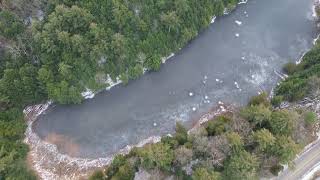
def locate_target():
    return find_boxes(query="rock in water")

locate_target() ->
[235,20,242,26]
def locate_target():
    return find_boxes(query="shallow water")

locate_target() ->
[34,0,317,158]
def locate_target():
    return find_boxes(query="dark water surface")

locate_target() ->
[34,0,317,158]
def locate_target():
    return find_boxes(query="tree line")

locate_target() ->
[1,0,239,105]
[275,42,320,102]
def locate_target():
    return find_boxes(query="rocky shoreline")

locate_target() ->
[24,96,320,180]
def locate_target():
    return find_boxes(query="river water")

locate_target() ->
[33,0,317,159]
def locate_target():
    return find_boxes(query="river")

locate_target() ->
[33,0,317,159]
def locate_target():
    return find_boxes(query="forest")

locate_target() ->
[1,0,320,179]
[0,0,240,179]
[1,0,239,105]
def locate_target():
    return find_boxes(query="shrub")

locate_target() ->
[206,115,231,136]
[128,64,143,80]
[223,150,259,180]
[89,170,104,180]
[248,92,270,107]
[161,136,179,149]
[175,122,188,145]
[269,110,298,136]
[192,136,210,158]
[105,155,127,177]
[174,147,193,166]
[252,129,275,153]
[271,136,301,164]
[304,111,317,125]
[270,164,283,176]
[275,77,308,102]
[120,73,129,85]
[226,132,244,153]
[139,143,174,171]
[192,168,222,180]
[308,76,320,97]
[283,62,297,75]
[271,96,283,107]
[113,162,135,180]
[240,105,272,128]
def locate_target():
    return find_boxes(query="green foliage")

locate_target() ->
[248,92,270,107]
[270,164,283,176]
[26,0,240,103]
[161,136,179,149]
[145,55,162,71]
[206,115,231,136]
[240,105,271,128]
[223,150,259,180]
[1,0,244,106]
[252,129,275,153]
[269,110,298,136]
[0,63,45,107]
[283,62,297,75]
[33,5,95,103]
[0,157,37,180]
[192,136,210,158]
[276,77,307,101]
[175,122,188,145]
[47,81,83,104]
[192,168,221,180]
[271,96,283,107]
[304,111,318,125]
[271,136,301,164]
[226,132,244,153]
[308,75,320,98]
[89,170,104,180]
[105,155,127,178]
[0,10,24,39]
[128,65,143,80]
[0,108,36,180]
[2,0,316,179]
[91,88,312,179]
[120,73,129,85]
[112,162,135,180]
[276,44,320,101]
[174,146,193,167]
[138,143,174,171]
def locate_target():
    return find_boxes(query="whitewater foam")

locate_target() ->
[211,16,217,24]
[235,20,242,26]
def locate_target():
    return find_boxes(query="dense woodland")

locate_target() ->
[0,0,320,179]
[0,0,239,179]
[1,0,238,105]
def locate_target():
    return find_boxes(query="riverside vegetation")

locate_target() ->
[89,92,319,180]
[0,0,241,179]
[0,0,320,179]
